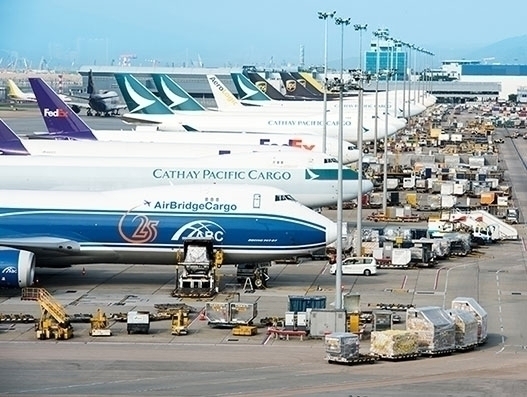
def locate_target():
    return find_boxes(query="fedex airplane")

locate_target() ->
[0,184,337,288]
[114,73,398,143]
[28,78,360,164]
[0,119,308,158]
[234,72,422,119]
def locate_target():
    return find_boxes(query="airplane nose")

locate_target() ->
[362,179,374,193]
[325,219,338,245]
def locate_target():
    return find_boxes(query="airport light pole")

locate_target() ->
[407,43,414,120]
[372,29,388,156]
[334,15,351,311]
[350,69,369,264]
[382,68,395,215]
[353,24,368,70]
[318,11,336,153]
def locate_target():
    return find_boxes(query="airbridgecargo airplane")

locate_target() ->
[0,184,337,288]
[27,78,360,164]
[114,73,398,143]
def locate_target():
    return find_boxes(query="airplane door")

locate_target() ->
[253,194,261,208]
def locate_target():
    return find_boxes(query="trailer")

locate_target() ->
[325,332,378,365]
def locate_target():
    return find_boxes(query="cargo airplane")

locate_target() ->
[6,79,71,103]
[150,72,405,132]
[0,145,373,208]
[0,184,337,287]
[114,73,398,143]
[27,78,361,164]
[231,72,408,128]
[68,69,127,116]
[235,72,424,119]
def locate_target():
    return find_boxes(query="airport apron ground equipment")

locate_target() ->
[171,308,190,335]
[172,238,224,298]
[21,287,74,340]
[89,308,112,336]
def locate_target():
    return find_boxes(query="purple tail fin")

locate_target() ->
[28,78,97,140]
[0,120,30,155]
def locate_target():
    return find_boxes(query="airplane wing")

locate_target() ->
[0,236,82,256]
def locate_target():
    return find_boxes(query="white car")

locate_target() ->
[329,257,377,276]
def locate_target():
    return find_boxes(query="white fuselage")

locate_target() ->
[0,151,374,208]
[29,130,360,164]
[121,110,399,143]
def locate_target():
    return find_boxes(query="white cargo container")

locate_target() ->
[406,306,456,354]
[440,183,454,195]
[126,311,150,335]
[309,309,347,337]
[451,297,488,344]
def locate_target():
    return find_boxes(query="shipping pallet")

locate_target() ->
[376,352,420,361]
[326,353,378,365]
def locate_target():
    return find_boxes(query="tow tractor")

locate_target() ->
[172,238,224,298]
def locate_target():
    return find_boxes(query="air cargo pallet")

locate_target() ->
[367,213,421,223]
[376,352,420,361]
[326,353,378,365]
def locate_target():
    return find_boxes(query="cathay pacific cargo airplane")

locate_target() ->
[28,78,360,164]
[0,184,337,287]
[114,73,397,142]
[0,143,374,208]
[231,72,417,121]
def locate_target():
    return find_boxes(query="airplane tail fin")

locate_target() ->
[151,74,205,111]
[87,69,95,96]
[28,78,98,140]
[230,72,274,102]
[114,74,174,115]
[297,72,327,94]
[278,72,321,100]
[6,79,26,99]
[242,72,291,101]
[0,119,30,155]
[206,74,244,110]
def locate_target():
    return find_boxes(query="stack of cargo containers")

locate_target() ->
[406,306,456,355]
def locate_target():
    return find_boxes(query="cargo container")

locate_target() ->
[446,309,479,350]
[370,330,420,359]
[406,306,456,354]
[126,311,150,335]
[288,295,326,313]
[309,309,347,337]
[451,297,488,344]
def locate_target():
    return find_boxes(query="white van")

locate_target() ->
[329,257,377,276]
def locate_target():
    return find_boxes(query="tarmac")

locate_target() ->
[0,106,527,396]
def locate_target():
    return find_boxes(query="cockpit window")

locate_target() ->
[324,158,338,163]
[275,194,296,202]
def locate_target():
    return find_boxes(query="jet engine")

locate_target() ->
[0,248,35,288]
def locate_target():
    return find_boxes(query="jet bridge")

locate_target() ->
[172,238,224,298]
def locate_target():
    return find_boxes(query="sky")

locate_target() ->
[2,0,527,70]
